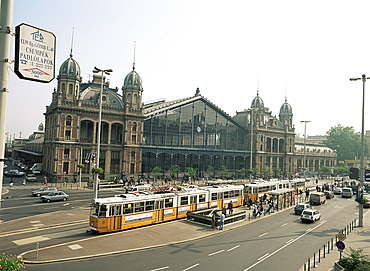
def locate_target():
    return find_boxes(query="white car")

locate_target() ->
[334,187,342,195]
[301,209,321,223]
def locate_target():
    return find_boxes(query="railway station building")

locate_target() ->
[42,52,336,183]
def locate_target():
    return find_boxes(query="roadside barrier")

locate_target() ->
[300,219,357,271]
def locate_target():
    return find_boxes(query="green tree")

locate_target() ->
[333,166,350,176]
[169,164,180,180]
[260,167,270,179]
[325,125,368,162]
[221,165,230,179]
[318,166,331,177]
[206,165,214,178]
[273,167,282,178]
[186,167,197,180]
[236,167,246,179]
[151,166,162,179]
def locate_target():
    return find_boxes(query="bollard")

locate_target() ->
[36,242,39,259]
[248,213,250,220]
[313,253,316,267]
[319,249,321,262]
[328,241,330,253]
[308,258,311,271]
[323,244,326,258]
[331,238,334,250]
[304,263,306,271]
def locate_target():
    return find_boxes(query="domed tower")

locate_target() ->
[250,91,265,126]
[56,51,82,101]
[122,65,143,112]
[279,97,293,128]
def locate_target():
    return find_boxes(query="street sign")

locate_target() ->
[336,241,345,251]
[365,169,370,182]
[14,23,56,83]
[337,233,346,241]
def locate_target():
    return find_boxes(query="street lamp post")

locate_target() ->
[250,109,254,181]
[300,121,311,178]
[350,74,368,227]
[92,67,112,199]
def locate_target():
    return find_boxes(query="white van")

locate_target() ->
[342,187,353,198]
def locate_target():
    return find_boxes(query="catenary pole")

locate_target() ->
[0,0,14,208]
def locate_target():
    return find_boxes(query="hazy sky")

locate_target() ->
[5,0,370,140]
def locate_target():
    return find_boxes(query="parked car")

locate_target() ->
[40,191,69,203]
[32,187,57,197]
[363,194,370,208]
[324,190,334,199]
[294,203,310,215]
[4,169,25,177]
[301,209,321,223]
[334,187,342,195]
[342,187,353,198]
[26,174,37,182]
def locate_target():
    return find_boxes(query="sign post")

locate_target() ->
[14,23,56,83]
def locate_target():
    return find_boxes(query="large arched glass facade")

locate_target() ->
[142,98,249,178]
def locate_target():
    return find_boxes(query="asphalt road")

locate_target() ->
[19,195,356,271]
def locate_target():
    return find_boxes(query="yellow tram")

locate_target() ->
[89,184,244,233]
[243,181,280,202]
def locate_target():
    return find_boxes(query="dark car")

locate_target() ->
[324,190,334,199]
[294,203,310,215]
[40,191,69,203]
[4,169,25,177]
[32,187,57,197]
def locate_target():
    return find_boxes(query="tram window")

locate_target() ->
[109,205,122,216]
[211,193,217,201]
[180,196,188,206]
[98,204,107,218]
[123,203,133,214]
[145,200,154,211]
[190,195,196,204]
[229,191,234,198]
[234,190,240,197]
[134,202,145,213]
[165,198,173,208]
[91,203,99,216]
[199,194,206,203]
[224,191,229,199]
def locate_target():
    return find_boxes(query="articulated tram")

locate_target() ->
[89,185,244,233]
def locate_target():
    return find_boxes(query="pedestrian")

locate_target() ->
[265,201,272,215]
[243,197,247,207]
[248,197,253,210]
[222,205,227,216]
[219,213,225,230]
[305,189,309,201]
[228,201,233,215]
[211,212,216,230]
[253,204,257,218]
[257,206,262,217]
[44,176,47,185]
[74,176,77,184]
[22,179,26,186]
[9,179,13,187]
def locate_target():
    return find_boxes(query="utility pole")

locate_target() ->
[0,0,14,208]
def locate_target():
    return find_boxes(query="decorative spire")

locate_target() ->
[70,27,74,58]
[257,74,259,95]
[285,80,288,102]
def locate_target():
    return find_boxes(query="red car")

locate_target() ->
[324,190,334,199]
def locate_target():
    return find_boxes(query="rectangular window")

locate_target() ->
[211,192,217,201]
[165,198,173,208]
[131,151,135,160]
[132,134,136,143]
[63,162,69,174]
[145,200,154,211]
[134,202,144,213]
[130,163,135,174]
[180,196,188,206]
[123,203,133,214]
[65,130,71,140]
[199,194,206,203]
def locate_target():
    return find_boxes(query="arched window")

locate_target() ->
[66,116,72,126]
[68,84,73,95]
[61,83,65,92]
[132,122,137,132]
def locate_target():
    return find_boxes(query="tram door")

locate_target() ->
[190,195,197,211]
[155,200,164,222]
[109,205,122,231]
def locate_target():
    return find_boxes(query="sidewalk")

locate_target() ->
[298,209,370,271]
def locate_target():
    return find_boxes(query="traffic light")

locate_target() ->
[350,167,359,180]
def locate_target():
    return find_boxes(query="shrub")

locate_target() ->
[338,248,370,271]
[0,253,25,271]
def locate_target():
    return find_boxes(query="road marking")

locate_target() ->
[29,221,41,224]
[150,266,169,271]
[13,236,50,246]
[68,244,83,250]
[208,249,225,256]
[281,223,288,227]
[258,232,268,237]
[286,239,294,244]
[258,253,269,260]
[183,263,199,271]
[243,220,327,271]
[227,245,240,252]
[63,203,70,206]
[306,228,312,232]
